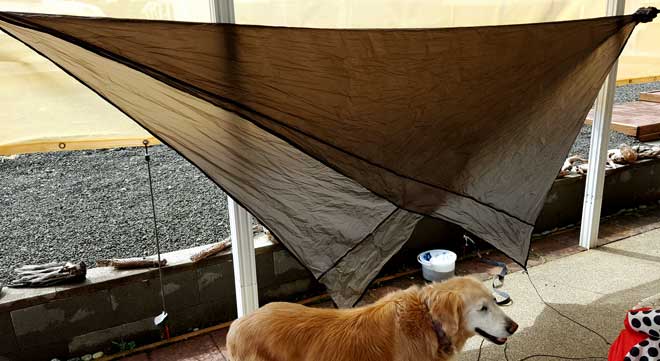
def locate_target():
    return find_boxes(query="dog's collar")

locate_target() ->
[431,319,446,341]
[424,302,453,354]
[431,319,453,354]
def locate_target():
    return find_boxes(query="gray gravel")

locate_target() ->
[1,82,658,284]
[0,146,229,284]
[614,81,660,104]
[568,124,641,159]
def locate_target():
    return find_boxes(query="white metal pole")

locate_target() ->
[579,0,625,249]
[209,0,259,317]
[228,197,259,317]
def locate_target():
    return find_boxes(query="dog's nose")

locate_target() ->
[506,320,519,335]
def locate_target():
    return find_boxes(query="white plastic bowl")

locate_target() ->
[417,249,457,282]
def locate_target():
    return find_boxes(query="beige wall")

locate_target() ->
[2,0,659,155]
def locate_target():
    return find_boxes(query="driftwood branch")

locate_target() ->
[558,155,588,177]
[9,261,86,288]
[188,223,273,263]
[190,239,232,263]
[96,258,167,269]
[558,144,660,178]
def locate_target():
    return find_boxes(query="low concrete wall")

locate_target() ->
[2,159,660,361]
[535,158,660,231]
[0,236,320,361]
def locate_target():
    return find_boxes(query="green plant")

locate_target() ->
[112,340,137,353]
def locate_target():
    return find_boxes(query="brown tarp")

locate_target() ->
[0,10,654,306]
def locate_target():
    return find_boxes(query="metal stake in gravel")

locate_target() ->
[143,140,170,339]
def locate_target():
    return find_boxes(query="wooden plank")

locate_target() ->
[639,131,660,142]
[640,90,660,103]
[586,101,660,141]
[585,113,637,136]
[584,117,637,135]
[0,137,161,156]
[616,75,660,86]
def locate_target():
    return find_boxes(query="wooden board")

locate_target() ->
[616,76,660,86]
[0,137,161,156]
[585,101,660,141]
[640,90,660,103]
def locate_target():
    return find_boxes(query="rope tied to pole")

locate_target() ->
[143,139,170,338]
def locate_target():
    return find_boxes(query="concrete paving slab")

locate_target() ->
[528,237,660,296]
[600,227,660,260]
[458,271,607,359]
[458,230,660,361]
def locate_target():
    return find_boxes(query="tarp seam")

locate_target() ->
[316,207,400,280]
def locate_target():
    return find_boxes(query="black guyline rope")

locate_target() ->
[525,271,610,346]
[144,141,167,315]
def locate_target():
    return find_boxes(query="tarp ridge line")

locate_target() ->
[0,12,536,227]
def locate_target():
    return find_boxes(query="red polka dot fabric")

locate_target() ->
[610,308,660,361]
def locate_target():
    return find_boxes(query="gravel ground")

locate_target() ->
[613,81,660,103]
[0,147,229,284]
[1,82,659,284]
[568,124,641,159]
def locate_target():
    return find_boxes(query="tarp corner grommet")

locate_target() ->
[58,142,66,149]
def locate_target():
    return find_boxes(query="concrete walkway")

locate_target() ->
[117,226,660,361]
[459,228,660,361]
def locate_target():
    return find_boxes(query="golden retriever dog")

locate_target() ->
[226,276,518,361]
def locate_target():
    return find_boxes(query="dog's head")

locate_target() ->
[422,276,518,346]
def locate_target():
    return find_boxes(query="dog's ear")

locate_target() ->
[429,291,463,337]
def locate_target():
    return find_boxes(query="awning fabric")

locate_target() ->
[0,9,655,306]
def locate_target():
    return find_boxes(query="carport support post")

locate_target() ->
[579,0,625,249]
[209,0,259,317]
[228,197,259,317]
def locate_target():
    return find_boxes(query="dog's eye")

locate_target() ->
[480,305,488,312]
